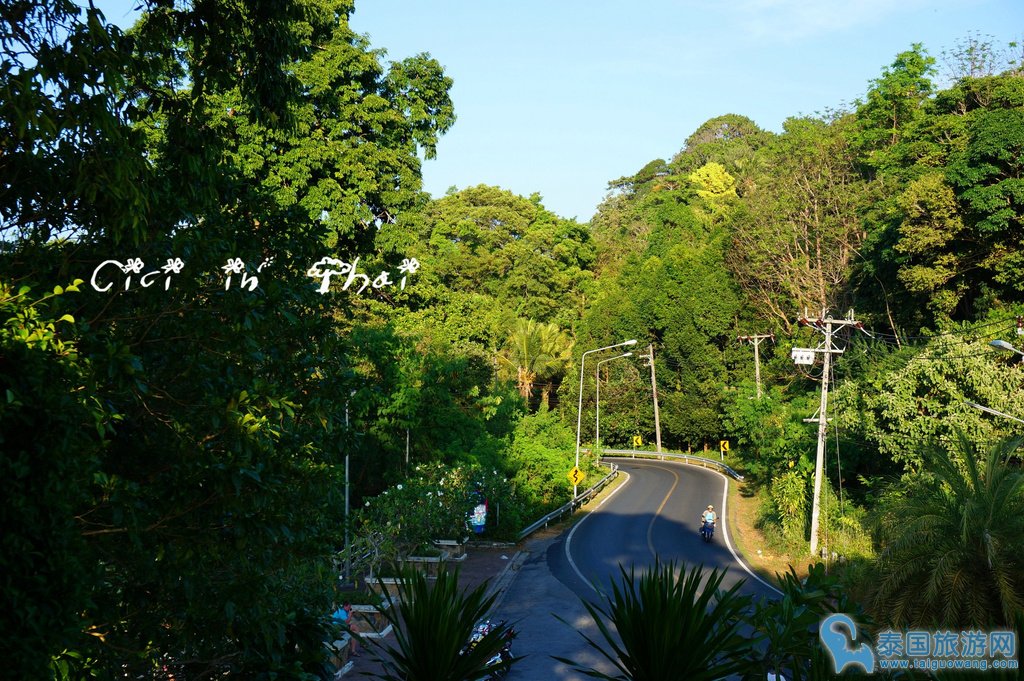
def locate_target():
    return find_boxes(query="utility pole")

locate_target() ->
[792,311,862,558]
[344,401,351,583]
[642,344,663,454]
[738,332,774,398]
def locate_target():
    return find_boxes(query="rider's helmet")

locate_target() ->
[707,505,714,510]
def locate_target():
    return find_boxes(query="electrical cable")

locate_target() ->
[834,393,844,512]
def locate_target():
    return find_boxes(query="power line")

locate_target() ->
[792,310,863,559]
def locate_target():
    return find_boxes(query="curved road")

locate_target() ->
[494,458,779,680]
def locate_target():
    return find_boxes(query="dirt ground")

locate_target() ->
[726,478,808,586]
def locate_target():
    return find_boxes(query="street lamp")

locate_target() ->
[575,339,638,497]
[596,352,632,454]
[966,337,1024,421]
[965,400,1024,425]
[990,339,1024,357]
[966,340,1024,426]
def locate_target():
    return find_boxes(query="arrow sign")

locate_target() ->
[567,466,585,486]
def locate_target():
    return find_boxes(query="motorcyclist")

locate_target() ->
[701,504,717,532]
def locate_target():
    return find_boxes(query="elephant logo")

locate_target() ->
[820,613,876,674]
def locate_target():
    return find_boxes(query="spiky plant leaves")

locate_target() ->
[366,566,519,681]
[744,564,874,681]
[554,560,755,681]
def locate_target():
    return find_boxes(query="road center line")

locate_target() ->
[644,464,680,560]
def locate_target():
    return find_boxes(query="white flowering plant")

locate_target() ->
[358,462,514,561]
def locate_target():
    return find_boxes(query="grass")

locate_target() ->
[725,478,808,587]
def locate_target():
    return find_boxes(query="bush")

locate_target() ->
[721,385,816,485]
[507,407,576,513]
[359,462,522,554]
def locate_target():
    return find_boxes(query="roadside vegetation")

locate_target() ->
[2,1,1022,676]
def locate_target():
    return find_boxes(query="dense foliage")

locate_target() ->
[4,1,1024,673]
[572,36,1024,630]
[2,0,462,676]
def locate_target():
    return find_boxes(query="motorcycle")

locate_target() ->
[700,519,715,543]
[462,619,516,679]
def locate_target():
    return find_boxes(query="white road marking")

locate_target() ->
[566,459,782,597]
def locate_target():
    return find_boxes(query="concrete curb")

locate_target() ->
[485,549,528,613]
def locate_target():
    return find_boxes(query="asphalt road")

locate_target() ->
[493,457,780,680]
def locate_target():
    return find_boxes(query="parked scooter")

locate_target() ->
[462,619,516,679]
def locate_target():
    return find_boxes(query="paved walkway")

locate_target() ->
[338,543,524,678]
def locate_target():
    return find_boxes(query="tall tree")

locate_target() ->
[728,115,869,331]
[376,185,595,350]
[856,44,936,165]
[853,71,1024,329]
[0,0,455,676]
[497,318,573,408]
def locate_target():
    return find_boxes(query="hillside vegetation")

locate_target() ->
[1,2,1022,676]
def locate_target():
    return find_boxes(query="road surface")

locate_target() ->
[494,457,779,680]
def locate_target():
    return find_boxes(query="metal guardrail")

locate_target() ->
[601,448,745,481]
[516,462,619,541]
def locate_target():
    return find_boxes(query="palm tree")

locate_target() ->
[555,561,755,681]
[366,566,519,681]
[871,432,1024,627]
[497,319,573,408]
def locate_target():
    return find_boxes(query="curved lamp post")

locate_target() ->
[575,340,637,497]
[991,339,1024,357]
[964,340,1024,425]
[595,352,632,455]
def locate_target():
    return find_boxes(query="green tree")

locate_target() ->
[497,318,574,408]
[852,69,1024,330]
[381,185,595,336]
[856,44,936,164]
[1,0,456,676]
[507,406,578,511]
[722,385,816,485]
[872,432,1024,627]
[671,113,772,176]
[728,115,869,331]
[833,331,1024,473]
[891,172,967,316]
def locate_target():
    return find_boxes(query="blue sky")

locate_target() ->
[98,0,1023,221]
